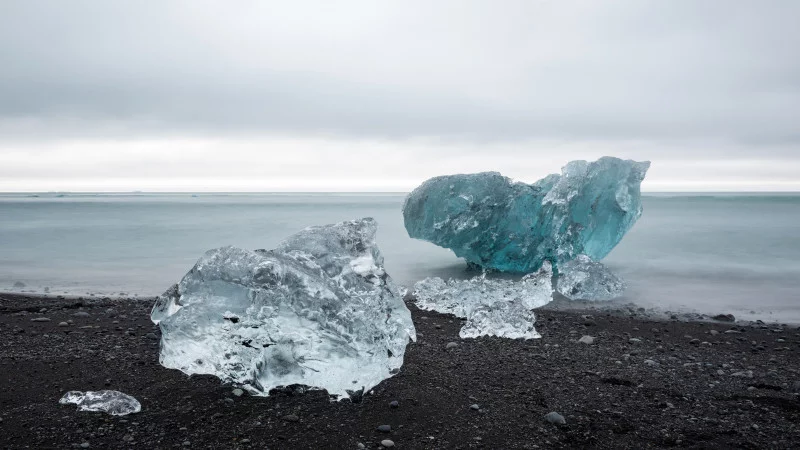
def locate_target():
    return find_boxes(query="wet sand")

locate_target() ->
[1,293,799,449]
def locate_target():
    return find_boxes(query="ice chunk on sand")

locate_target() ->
[59,390,141,416]
[151,218,415,400]
[413,262,553,339]
[556,254,626,301]
[403,157,649,272]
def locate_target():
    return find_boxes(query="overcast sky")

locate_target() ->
[1,1,798,192]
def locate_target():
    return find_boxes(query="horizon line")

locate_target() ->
[2,190,800,195]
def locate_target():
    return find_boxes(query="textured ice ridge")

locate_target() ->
[151,218,416,400]
[59,390,141,416]
[556,254,626,301]
[413,262,553,339]
[403,157,650,272]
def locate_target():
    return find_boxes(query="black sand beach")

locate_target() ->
[1,293,799,449]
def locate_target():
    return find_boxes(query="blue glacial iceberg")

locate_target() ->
[151,218,416,400]
[403,157,650,272]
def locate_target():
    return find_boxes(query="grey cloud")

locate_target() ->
[0,1,799,158]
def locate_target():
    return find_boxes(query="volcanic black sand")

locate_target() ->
[1,293,799,449]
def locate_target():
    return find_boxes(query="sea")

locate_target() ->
[1,192,799,322]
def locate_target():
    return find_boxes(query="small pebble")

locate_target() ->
[31,317,51,322]
[232,388,244,397]
[283,414,300,422]
[357,444,366,449]
[470,404,480,411]
[578,335,595,345]
[58,322,69,327]
[389,400,399,408]
[544,412,566,425]
[445,342,458,349]
[731,370,754,378]
[80,443,90,449]
[377,424,391,433]
[381,440,395,448]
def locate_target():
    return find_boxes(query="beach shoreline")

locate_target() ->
[1,293,798,448]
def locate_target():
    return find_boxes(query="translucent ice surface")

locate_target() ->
[151,218,416,400]
[403,157,650,272]
[556,254,626,301]
[59,390,141,416]
[413,262,553,339]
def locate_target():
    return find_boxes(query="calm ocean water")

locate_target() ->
[1,193,799,322]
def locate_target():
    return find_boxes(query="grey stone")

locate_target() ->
[80,443,90,448]
[470,404,480,410]
[58,322,69,327]
[357,444,366,449]
[73,311,90,317]
[283,414,300,422]
[713,314,735,322]
[377,424,391,433]
[544,412,566,425]
[578,335,595,345]
[643,359,660,367]
[232,388,244,397]
[389,400,399,408]
[731,370,754,378]
[381,440,395,448]
[31,317,51,322]
[445,342,458,349]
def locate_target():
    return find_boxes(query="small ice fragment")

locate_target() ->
[413,262,553,339]
[556,255,626,301]
[59,390,141,416]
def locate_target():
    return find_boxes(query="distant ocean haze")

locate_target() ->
[1,192,799,322]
